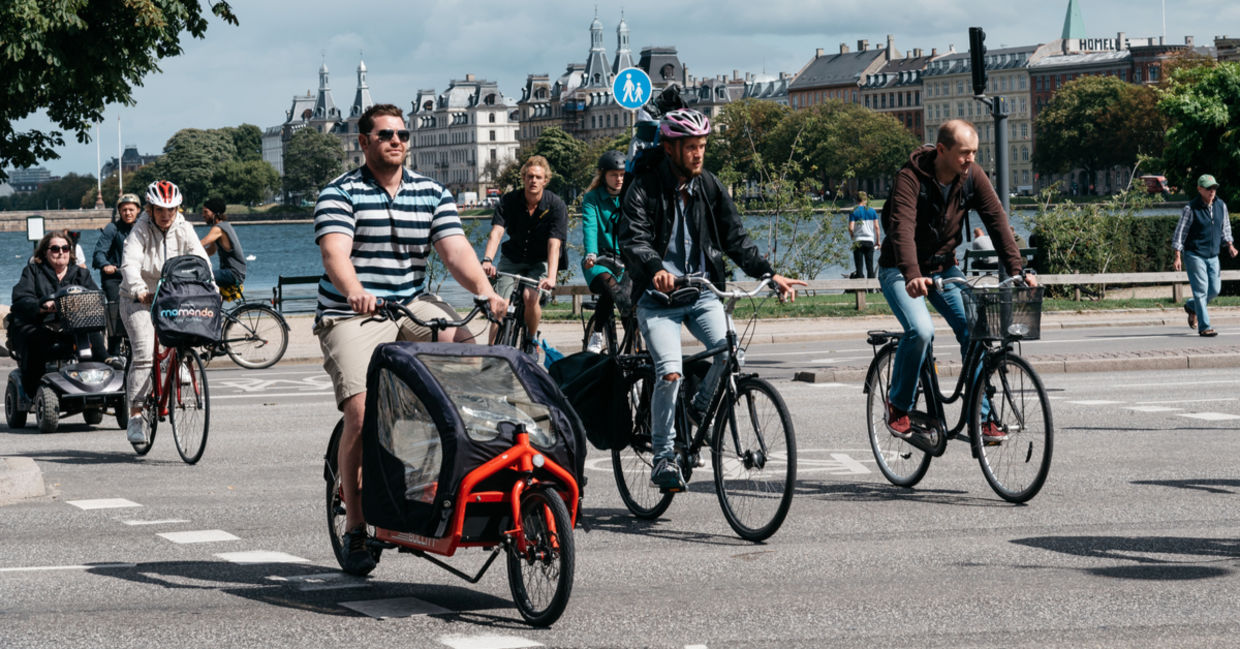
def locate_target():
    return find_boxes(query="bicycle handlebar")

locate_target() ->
[590,253,626,275]
[369,295,496,337]
[934,272,1032,293]
[681,275,776,300]
[496,271,552,297]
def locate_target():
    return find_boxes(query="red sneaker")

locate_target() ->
[887,404,913,439]
[980,421,1008,443]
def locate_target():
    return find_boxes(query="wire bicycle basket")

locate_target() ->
[963,285,1044,341]
[54,287,108,333]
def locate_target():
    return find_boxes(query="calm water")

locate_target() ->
[0,207,1174,307]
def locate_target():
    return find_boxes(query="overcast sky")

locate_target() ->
[12,0,1235,178]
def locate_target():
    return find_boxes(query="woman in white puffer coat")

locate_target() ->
[119,180,212,445]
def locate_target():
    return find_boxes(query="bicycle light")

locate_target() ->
[532,454,546,468]
[735,347,746,368]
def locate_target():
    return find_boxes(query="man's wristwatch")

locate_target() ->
[482,257,492,264]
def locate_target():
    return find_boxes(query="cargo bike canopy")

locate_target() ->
[361,342,586,537]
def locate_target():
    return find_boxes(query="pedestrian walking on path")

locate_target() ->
[1172,174,1236,337]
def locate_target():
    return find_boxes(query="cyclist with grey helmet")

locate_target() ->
[94,193,142,354]
[618,109,804,491]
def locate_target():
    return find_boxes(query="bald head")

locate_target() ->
[937,119,977,149]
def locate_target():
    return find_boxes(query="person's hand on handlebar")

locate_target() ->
[348,290,378,315]
[771,274,807,302]
[1022,271,1039,288]
[538,275,556,292]
[483,289,508,321]
[481,259,497,278]
[652,269,677,293]
[583,253,595,270]
[905,277,934,298]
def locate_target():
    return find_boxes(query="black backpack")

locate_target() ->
[548,351,631,450]
[151,255,222,348]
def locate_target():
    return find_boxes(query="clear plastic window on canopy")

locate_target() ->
[376,369,441,504]
[417,354,556,448]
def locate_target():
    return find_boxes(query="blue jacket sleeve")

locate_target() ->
[92,225,115,270]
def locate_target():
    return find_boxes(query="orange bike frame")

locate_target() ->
[374,428,579,558]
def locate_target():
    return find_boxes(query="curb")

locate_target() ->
[0,457,45,505]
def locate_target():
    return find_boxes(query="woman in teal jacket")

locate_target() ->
[581,150,632,351]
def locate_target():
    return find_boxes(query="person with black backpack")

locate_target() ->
[119,180,213,445]
[877,119,1036,442]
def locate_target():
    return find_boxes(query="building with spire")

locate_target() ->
[1062,0,1086,40]
[262,58,375,177]
[612,13,634,73]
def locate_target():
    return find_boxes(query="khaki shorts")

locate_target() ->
[495,258,548,302]
[314,294,461,408]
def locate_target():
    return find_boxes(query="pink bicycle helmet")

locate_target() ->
[659,109,711,139]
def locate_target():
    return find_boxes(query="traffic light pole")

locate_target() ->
[973,95,1011,215]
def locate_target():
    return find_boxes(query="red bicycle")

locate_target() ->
[128,334,209,464]
[324,298,583,626]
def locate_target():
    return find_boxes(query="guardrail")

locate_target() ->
[551,270,1240,312]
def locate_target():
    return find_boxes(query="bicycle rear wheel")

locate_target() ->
[324,419,379,575]
[970,353,1053,503]
[611,367,674,519]
[866,344,932,487]
[170,348,209,464]
[222,304,289,369]
[712,376,796,542]
[506,486,574,626]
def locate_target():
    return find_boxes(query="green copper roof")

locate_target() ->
[1062,0,1086,40]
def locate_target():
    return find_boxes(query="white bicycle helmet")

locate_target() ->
[145,180,183,208]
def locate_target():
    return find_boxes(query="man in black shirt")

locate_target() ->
[481,155,568,348]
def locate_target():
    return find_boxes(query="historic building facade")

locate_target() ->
[262,60,373,176]
[788,37,902,109]
[408,74,519,200]
[859,49,940,141]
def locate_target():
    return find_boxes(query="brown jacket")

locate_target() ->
[877,145,1022,281]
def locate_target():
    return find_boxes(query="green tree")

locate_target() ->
[224,123,263,162]
[282,128,345,202]
[4,173,97,211]
[762,101,915,193]
[1033,76,1165,184]
[529,127,587,200]
[1158,61,1240,192]
[707,99,792,185]
[148,127,237,206]
[0,1,237,180]
[212,159,279,205]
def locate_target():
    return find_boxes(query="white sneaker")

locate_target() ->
[586,332,604,353]
[126,416,148,444]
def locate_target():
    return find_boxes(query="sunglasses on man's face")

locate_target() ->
[368,129,411,143]
[48,245,71,253]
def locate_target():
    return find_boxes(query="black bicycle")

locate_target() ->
[493,271,549,354]
[864,274,1053,503]
[612,276,796,542]
[203,295,290,370]
[580,254,641,356]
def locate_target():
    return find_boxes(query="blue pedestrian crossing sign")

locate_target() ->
[613,67,652,110]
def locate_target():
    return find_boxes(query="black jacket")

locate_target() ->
[11,262,100,325]
[618,158,773,293]
[92,219,133,273]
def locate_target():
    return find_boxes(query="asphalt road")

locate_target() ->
[2,356,1237,649]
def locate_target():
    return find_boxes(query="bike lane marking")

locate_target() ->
[67,498,141,510]
[1178,412,1240,421]
[436,634,543,649]
[215,550,310,564]
[157,530,240,544]
[338,596,452,619]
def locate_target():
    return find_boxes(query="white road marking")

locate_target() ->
[806,382,855,388]
[267,572,371,592]
[1139,398,1236,404]
[686,645,710,649]
[340,596,453,619]
[213,391,334,400]
[437,634,544,649]
[67,498,141,510]
[828,453,871,474]
[1065,400,1125,406]
[122,518,189,526]
[215,551,310,564]
[1179,412,1240,421]
[0,563,135,573]
[1108,379,1240,389]
[158,529,240,544]
[1125,406,1181,413]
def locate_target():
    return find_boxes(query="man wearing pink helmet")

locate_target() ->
[618,108,804,491]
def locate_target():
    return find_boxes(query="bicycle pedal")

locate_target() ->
[659,485,686,494]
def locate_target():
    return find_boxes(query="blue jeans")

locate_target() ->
[1183,251,1220,332]
[879,265,990,419]
[636,290,729,460]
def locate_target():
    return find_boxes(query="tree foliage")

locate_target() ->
[1158,61,1240,192]
[528,127,588,200]
[146,127,237,206]
[1033,75,1165,179]
[282,127,345,201]
[212,159,280,205]
[224,123,263,162]
[0,173,96,211]
[706,99,791,185]
[0,1,237,180]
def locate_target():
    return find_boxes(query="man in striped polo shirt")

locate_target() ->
[313,103,506,575]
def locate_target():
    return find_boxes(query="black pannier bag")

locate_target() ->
[361,342,587,537]
[548,351,631,450]
[151,255,222,348]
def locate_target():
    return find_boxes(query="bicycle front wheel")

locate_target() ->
[223,304,289,369]
[506,486,575,627]
[866,344,931,487]
[971,353,1053,503]
[611,367,675,518]
[170,348,209,464]
[712,376,796,542]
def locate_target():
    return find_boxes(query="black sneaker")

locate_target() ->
[340,525,377,576]
[650,456,686,492]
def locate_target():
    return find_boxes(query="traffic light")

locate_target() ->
[969,27,987,96]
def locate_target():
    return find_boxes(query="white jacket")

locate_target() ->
[120,212,212,300]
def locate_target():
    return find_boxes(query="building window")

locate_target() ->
[489,112,496,123]
[489,130,496,141]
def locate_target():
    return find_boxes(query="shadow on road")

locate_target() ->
[793,480,1012,508]
[1131,478,1240,494]
[1011,535,1240,581]
[86,559,520,621]
[10,448,171,466]
[581,507,754,547]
